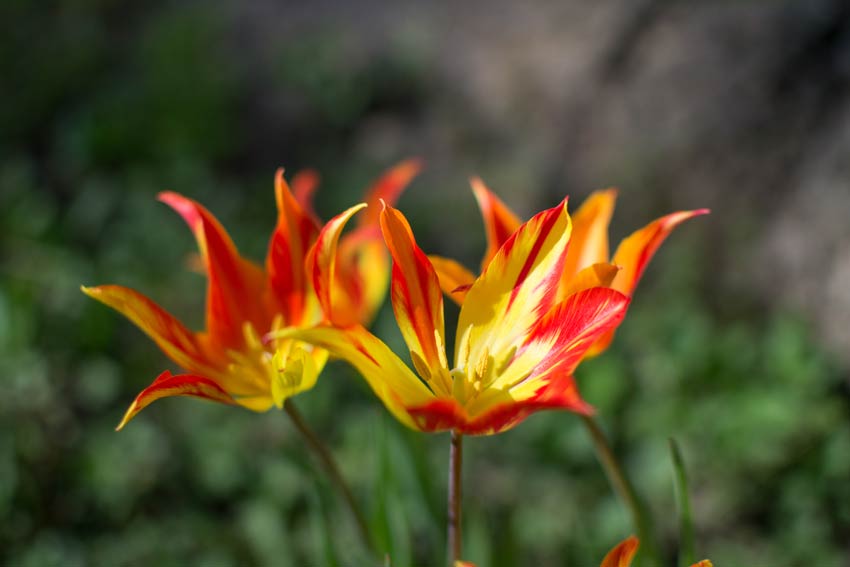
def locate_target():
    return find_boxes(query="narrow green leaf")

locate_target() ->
[669,437,695,567]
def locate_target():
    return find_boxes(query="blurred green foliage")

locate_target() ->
[1,1,848,566]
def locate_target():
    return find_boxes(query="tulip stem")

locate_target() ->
[580,415,657,564]
[447,430,463,566]
[284,399,374,554]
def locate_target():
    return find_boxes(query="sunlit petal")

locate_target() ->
[380,204,451,388]
[456,200,571,368]
[359,158,423,228]
[115,371,237,431]
[562,188,617,281]
[276,324,435,430]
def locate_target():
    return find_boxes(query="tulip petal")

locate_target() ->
[600,536,639,567]
[359,159,422,228]
[116,370,236,430]
[308,203,368,325]
[558,262,620,302]
[277,324,435,430]
[470,177,522,271]
[473,288,628,419]
[561,188,617,282]
[159,191,269,350]
[611,209,710,295]
[456,200,571,369]
[333,226,388,326]
[380,204,451,391]
[81,285,221,374]
[428,254,476,304]
[266,170,322,326]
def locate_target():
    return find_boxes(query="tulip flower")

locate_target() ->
[280,198,630,435]
[428,179,709,355]
[82,160,420,430]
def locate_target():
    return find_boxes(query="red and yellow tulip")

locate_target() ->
[280,198,632,435]
[82,161,420,430]
[429,179,709,356]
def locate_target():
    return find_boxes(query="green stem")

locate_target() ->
[669,438,695,567]
[284,399,374,554]
[447,430,463,566]
[580,415,657,563]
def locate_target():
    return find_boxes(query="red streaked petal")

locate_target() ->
[428,254,476,305]
[266,170,322,326]
[359,159,423,228]
[308,203,368,326]
[81,285,222,373]
[380,204,450,385]
[116,370,236,430]
[290,168,321,225]
[456,200,571,369]
[611,209,710,295]
[275,324,435,430]
[561,188,617,281]
[470,177,523,271]
[600,536,640,567]
[504,287,630,391]
[159,191,269,349]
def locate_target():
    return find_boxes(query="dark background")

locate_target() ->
[2,1,849,565]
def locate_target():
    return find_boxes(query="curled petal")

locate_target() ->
[380,204,450,389]
[359,159,423,228]
[81,285,221,373]
[562,188,617,281]
[611,209,710,295]
[470,177,522,271]
[600,536,639,567]
[159,191,269,349]
[266,170,322,326]
[275,324,435,430]
[428,255,477,305]
[308,203,368,325]
[456,200,571,370]
[116,371,236,430]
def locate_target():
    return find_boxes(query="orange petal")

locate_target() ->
[159,191,269,350]
[561,188,617,282]
[116,370,236,430]
[290,168,321,225]
[456,200,571,370]
[600,536,639,567]
[428,254,476,305]
[558,262,620,301]
[470,177,522,271]
[276,324,435,430]
[81,285,221,373]
[380,204,450,390]
[611,209,710,295]
[690,562,713,567]
[307,203,368,326]
[359,159,423,228]
[266,170,322,326]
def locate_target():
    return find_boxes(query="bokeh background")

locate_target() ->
[3,1,850,565]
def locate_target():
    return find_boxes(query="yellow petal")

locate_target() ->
[456,199,572,370]
[558,262,620,302]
